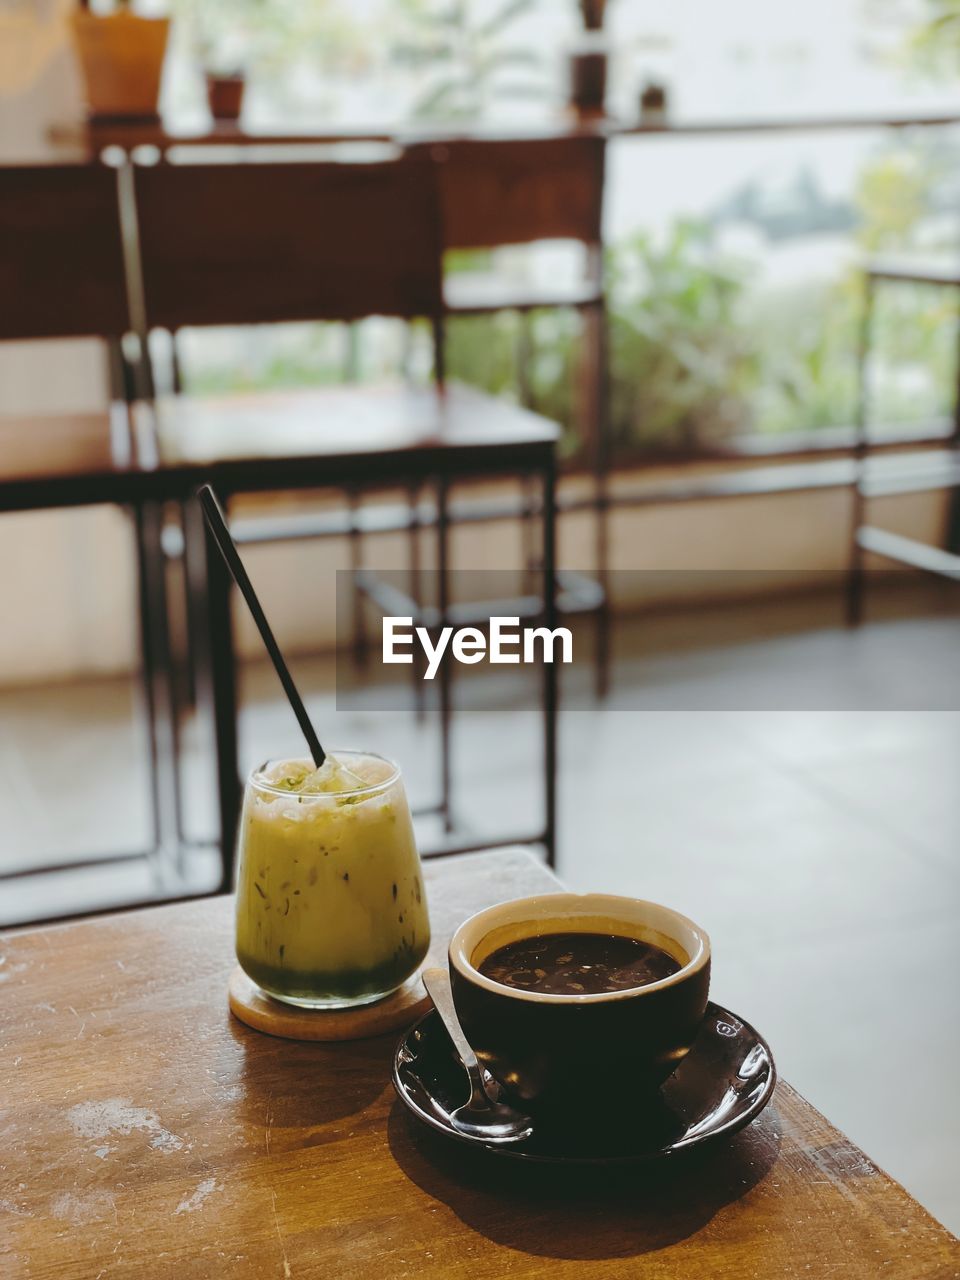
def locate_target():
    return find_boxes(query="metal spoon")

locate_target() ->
[421,967,534,1144]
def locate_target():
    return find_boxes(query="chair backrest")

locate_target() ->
[411,136,606,252]
[132,157,444,331]
[0,164,129,340]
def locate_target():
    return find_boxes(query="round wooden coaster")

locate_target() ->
[227,966,431,1042]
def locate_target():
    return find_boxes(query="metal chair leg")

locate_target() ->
[348,489,369,669]
[175,499,200,711]
[847,276,875,628]
[171,330,185,395]
[437,478,454,834]
[521,475,538,592]
[200,496,241,892]
[517,310,541,600]
[541,458,558,870]
[408,482,427,723]
[945,296,960,554]
[587,298,611,699]
[516,309,534,408]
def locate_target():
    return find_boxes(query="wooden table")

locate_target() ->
[0,391,560,922]
[2,848,956,1279]
[161,387,560,882]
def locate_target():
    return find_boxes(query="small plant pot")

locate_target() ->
[640,80,668,124]
[206,72,246,123]
[70,12,170,120]
[579,0,607,31]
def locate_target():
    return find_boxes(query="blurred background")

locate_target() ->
[1,0,958,1236]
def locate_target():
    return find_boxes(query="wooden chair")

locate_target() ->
[0,164,130,346]
[131,153,447,690]
[847,257,960,623]
[129,154,565,850]
[0,163,185,908]
[411,135,610,694]
[425,135,606,312]
[132,157,445,337]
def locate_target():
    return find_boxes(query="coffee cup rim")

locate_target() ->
[449,892,710,1005]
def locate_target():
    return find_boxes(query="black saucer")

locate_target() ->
[392,1000,776,1163]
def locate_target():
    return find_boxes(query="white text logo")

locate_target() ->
[382,616,573,680]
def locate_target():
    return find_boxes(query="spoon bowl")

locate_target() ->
[421,968,533,1145]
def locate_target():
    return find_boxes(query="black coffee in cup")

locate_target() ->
[479,931,681,995]
[450,894,711,1113]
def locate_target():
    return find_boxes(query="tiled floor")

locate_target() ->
[1,600,958,1234]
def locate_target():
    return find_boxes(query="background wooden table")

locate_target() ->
[1,848,957,1279]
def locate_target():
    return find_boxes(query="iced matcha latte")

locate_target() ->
[235,751,429,1008]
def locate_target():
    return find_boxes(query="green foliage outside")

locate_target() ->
[903,0,960,81]
[442,144,956,458]
[184,146,958,459]
[391,0,548,120]
[169,0,374,78]
[605,224,756,452]
[169,0,548,111]
[177,1,959,458]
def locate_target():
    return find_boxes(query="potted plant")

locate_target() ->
[70,1,171,121]
[178,0,265,123]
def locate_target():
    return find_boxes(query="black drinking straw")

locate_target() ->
[197,484,326,769]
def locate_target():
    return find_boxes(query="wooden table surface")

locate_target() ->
[2,848,957,1280]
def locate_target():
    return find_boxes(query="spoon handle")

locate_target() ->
[421,967,483,1075]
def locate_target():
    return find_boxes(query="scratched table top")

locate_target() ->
[2,848,957,1279]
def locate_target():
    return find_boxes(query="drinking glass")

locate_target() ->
[235,751,430,1009]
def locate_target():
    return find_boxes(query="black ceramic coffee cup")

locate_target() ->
[448,893,711,1116]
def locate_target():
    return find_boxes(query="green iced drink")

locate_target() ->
[235,751,430,1008]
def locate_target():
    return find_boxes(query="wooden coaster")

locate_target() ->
[228,966,431,1042]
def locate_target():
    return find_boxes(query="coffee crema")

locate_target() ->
[478,931,682,995]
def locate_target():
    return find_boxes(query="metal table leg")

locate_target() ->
[133,502,163,864]
[134,499,183,883]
